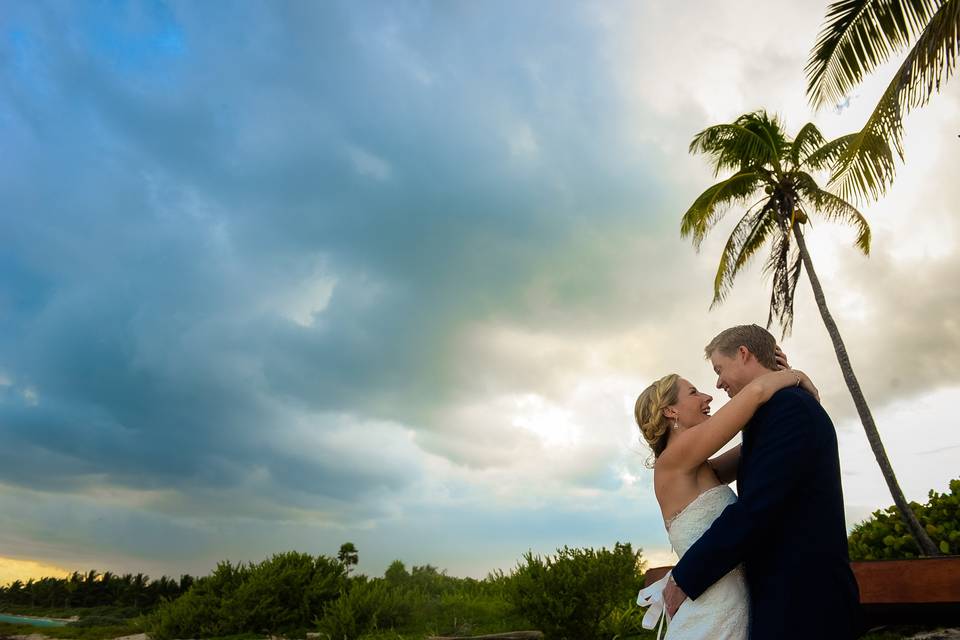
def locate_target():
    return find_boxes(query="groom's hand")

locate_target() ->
[775,345,790,370]
[663,575,688,618]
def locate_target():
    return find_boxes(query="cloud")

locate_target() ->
[0,556,71,586]
[0,0,956,579]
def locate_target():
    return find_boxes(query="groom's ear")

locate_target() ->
[737,345,752,363]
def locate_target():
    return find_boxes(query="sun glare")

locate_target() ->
[0,556,71,587]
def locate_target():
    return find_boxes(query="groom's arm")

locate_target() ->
[671,392,816,600]
[708,444,741,484]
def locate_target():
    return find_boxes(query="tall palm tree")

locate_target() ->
[681,110,940,556]
[805,0,959,201]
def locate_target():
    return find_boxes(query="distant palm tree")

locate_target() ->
[681,109,939,556]
[132,573,148,612]
[805,0,959,201]
[337,542,359,573]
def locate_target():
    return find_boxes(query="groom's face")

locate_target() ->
[709,348,750,398]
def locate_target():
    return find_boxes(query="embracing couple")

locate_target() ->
[635,324,862,639]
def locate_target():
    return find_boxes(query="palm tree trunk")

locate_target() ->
[792,221,939,556]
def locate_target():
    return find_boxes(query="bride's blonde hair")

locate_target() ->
[634,374,679,463]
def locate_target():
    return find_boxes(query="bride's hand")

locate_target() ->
[792,369,820,403]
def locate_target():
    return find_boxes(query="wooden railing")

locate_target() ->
[644,556,960,626]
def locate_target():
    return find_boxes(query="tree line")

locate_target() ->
[0,570,195,612]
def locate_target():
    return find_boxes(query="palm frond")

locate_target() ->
[763,228,804,337]
[803,130,897,197]
[796,172,873,253]
[825,117,899,203]
[790,122,828,169]
[889,0,960,113]
[800,133,854,172]
[710,201,778,308]
[806,0,940,109]
[689,111,788,176]
[689,125,773,176]
[828,0,960,201]
[680,171,762,250]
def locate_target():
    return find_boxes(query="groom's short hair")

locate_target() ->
[705,324,778,369]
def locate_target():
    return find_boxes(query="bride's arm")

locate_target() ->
[708,444,741,484]
[659,369,817,471]
[705,347,791,484]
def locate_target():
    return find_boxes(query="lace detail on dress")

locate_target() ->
[638,484,749,640]
[667,485,735,557]
[665,485,728,531]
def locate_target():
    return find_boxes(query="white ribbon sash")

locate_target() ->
[636,572,671,640]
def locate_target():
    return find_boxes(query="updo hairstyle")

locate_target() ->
[634,373,680,462]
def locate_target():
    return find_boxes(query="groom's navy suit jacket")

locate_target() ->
[671,387,861,639]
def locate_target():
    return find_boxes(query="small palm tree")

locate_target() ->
[805,0,959,201]
[337,542,359,573]
[681,110,939,556]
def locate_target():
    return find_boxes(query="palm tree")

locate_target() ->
[681,109,939,556]
[805,0,959,201]
[337,542,359,574]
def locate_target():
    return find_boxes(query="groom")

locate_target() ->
[663,324,861,638]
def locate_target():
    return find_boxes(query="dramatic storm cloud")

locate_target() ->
[1,0,957,580]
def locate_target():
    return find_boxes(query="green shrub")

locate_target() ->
[848,478,960,560]
[383,560,409,586]
[146,576,231,639]
[1,619,147,640]
[434,589,511,629]
[67,615,128,628]
[316,580,422,640]
[505,542,645,640]
[600,602,654,639]
[224,551,346,634]
[148,553,347,639]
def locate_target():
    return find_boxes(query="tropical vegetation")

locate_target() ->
[1,543,654,640]
[849,477,960,560]
[680,109,939,555]
[2,520,957,640]
[0,570,192,617]
[806,0,960,202]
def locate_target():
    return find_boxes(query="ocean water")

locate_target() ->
[0,613,68,627]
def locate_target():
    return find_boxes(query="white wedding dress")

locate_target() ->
[637,485,749,639]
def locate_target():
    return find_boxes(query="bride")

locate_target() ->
[633,348,817,639]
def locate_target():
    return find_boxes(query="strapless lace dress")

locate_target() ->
[637,485,748,639]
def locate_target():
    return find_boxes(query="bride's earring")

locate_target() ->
[672,417,679,431]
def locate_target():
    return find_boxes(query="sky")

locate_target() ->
[1,0,958,584]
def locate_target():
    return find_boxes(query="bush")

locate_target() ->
[430,590,517,636]
[67,616,129,628]
[505,542,645,640]
[316,563,529,640]
[148,553,347,639]
[224,551,346,634]
[316,579,422,640]
[848,478,960,560]
[599,602,651,640]
[146,570,234,639]
[1,619,147,640]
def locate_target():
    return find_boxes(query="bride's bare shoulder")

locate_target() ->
[653,435,686,470]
